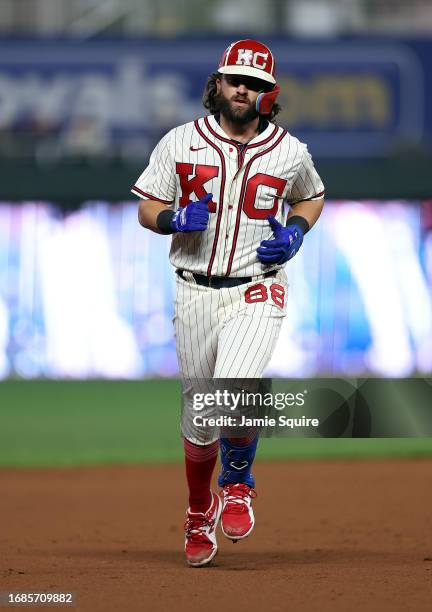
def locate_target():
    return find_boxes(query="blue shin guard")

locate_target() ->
[218,437,258,488]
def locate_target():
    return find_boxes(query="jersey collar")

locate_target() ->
[206,114,278,149]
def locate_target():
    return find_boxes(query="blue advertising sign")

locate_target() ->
[0,37,430,158]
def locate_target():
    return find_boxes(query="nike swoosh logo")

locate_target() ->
[229,460,249,471]
[190,146,207,152]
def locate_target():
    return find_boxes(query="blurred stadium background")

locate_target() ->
[0,0,431,466]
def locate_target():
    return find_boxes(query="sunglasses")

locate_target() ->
[223,74,273,93]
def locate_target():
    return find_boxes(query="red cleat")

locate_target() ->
[220,483,257,541]
[184,492,222,567]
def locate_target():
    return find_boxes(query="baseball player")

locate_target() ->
[132,39,324,567]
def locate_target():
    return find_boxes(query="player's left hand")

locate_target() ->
[256,215,304,264]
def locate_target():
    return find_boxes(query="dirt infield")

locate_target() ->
[1,459,431,611]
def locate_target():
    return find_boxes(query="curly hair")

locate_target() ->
[202,72,282,122]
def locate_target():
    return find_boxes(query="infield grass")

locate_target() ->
[1,380,431,467]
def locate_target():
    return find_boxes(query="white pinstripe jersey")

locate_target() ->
[132,114,324,278]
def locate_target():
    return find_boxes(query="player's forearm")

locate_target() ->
[287,197,324,231]
[138,199,173,234]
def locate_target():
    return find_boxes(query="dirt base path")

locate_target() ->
[1,459,431,611]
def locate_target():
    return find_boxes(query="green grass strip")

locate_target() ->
[0,380,431,467]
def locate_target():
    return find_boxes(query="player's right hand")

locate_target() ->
[171,193,213,232]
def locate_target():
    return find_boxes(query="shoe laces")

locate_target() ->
[184,509,215,543]
[221,483,257,513]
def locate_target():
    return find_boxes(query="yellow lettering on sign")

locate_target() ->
[278,75,390,128]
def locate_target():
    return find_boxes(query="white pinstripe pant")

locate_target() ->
[174,269,288,444]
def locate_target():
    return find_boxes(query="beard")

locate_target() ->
[216,92,259,125]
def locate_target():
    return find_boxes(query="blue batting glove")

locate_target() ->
[171,193,213,232]
[257,215,304,264]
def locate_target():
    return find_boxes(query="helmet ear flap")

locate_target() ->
[256,85,280,115]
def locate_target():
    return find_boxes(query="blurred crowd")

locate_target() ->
[0,115,111,163]
[1,0,432,36]
[1,0,431,164]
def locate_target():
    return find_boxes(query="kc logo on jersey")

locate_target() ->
[236,48,269,70]
[176,162,219,211]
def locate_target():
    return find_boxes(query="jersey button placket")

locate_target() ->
[225,165,236,242]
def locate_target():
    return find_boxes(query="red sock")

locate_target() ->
[184,438,219,513]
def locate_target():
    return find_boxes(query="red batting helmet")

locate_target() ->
[218,39,276,85]
[218,39,280,114]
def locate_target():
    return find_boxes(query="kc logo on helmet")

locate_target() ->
[236,49,268,70]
